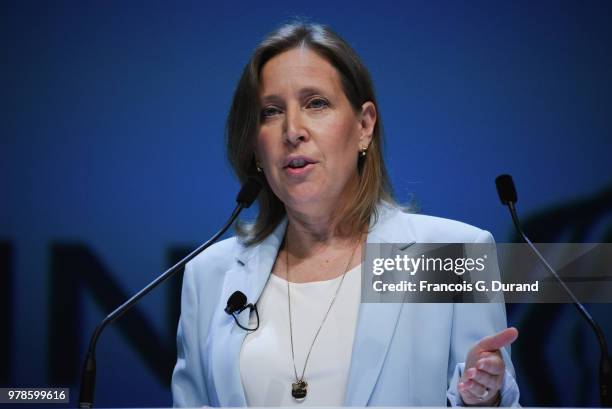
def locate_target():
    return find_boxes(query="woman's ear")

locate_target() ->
[358,101,377,147]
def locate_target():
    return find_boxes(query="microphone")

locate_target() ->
[495,174,517,206]
[495,174,612,407]
[224,290,260,331]
[78,175,263,408]
[236,175,264,206]
[225,291,248,314]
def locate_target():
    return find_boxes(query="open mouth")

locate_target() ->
[284,158,316,176]
[285,158,313,169]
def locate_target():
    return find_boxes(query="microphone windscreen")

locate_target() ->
[236,175,263,208]
[495,174,518,205]
[225,291,248,314]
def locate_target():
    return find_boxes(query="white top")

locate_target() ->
[239,264,362,407]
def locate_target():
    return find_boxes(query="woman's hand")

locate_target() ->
[458,327,519,406]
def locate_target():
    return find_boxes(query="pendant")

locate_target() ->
[291,380,308,401]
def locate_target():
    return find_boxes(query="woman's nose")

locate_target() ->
[284,107,308,145]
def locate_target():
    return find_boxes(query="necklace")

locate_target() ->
[285,234,362,401]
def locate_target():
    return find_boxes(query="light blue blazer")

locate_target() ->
[171,203,520,407]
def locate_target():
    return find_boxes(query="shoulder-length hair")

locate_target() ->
[226,20,397,246]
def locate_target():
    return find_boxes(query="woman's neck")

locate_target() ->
[284,171,363,251]
[281,213,364,282]
[283,210,364,265]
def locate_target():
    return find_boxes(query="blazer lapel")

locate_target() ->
[209,202,411,407]
[344,204,415,406]
[208,219,287,407]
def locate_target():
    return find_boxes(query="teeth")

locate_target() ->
[289,159,307,168]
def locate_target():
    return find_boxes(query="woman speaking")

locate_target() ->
[171,21,520,407]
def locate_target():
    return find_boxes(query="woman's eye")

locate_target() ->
[307,98,329,109]
[261,106,281,118]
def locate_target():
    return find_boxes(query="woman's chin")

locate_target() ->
[283,189,326,210]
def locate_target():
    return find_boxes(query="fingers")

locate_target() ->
[464,367,501,390]
[460,327,516,404]
[460,356,505,406]
[477,327,519,352]
[476,354,505,376]
[459,378,489,398]
[459,386,485,404]
[459,375,501,406]
[460,384,500,406]
[459,378,495,405]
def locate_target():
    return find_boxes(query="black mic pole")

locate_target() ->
[78,175,263,408]
[495,174,612,407]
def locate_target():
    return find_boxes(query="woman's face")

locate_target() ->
[256,47,375,215]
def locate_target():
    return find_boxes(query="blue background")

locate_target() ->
[2,0,612,407]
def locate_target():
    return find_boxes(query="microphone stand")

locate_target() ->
[78,176,262,408]
[497,175,612,407]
